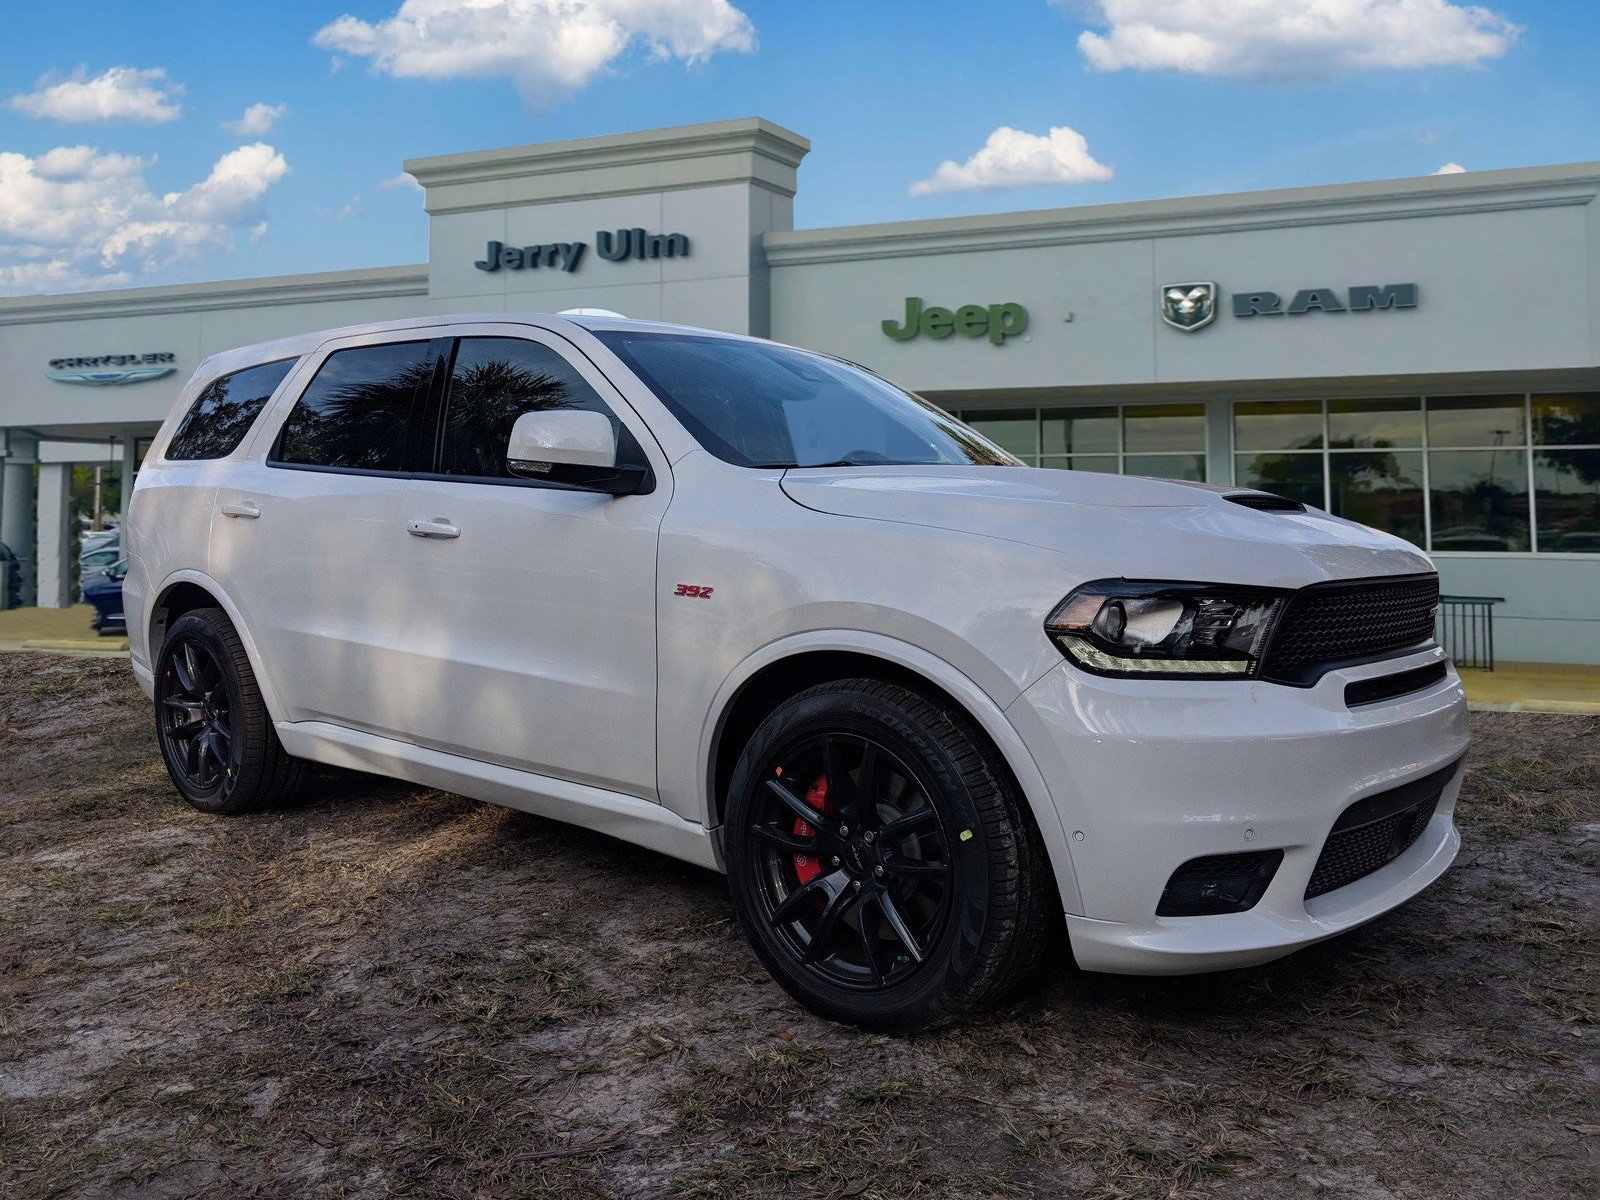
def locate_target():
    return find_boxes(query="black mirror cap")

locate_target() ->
[507,459,653,496]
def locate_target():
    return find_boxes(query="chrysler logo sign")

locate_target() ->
[47,353,176,386]
[1160,282,1418,330]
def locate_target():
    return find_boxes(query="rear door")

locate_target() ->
[210,333,449,739]
[397,327,670,800]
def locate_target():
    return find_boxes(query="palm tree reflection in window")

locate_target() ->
[440,352,581,479]
[276,343,437,471]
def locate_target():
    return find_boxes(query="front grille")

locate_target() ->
[1262,574,1439,685]
[1305,758,1460,899]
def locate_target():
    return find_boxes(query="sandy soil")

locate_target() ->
[1,653,1595,1199]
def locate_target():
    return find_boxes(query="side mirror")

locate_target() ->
[506,410,646,495]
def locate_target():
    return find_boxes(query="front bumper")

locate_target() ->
[1007,645,1469,975]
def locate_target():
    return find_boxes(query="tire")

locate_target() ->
[723,679,1056,1033]
[154,608,306,815]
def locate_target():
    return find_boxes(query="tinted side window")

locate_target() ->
[438,337,642,479]
[272,341,436,472]
[166,359,297,460]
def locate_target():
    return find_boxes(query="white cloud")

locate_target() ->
[223,101,286,136]
[1434,161,1467,174]
[0,142,290,295]
[1071,0,1520,80]
[313,0,755,105]
[331,195,363,222]
[9,66,183,124]
[376,170,423,193]
[910,125,1113,197]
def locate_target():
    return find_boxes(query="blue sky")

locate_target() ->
[1,0,1595,295]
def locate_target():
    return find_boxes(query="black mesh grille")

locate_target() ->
[1262,574,1439,684]
[1304,758,1460,899]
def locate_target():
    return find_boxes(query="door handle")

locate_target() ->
[407,518,461,540]
[221,500,261,519]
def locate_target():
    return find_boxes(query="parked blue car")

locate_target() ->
[82,559,127,636]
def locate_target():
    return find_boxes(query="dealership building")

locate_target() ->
[0,117,1596,663]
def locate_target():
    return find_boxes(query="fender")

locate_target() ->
[700,628,1085,913]
[144,568,289,722]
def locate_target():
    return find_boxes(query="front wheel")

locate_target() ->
[724,679,1056,1033]
[154,608,305,815]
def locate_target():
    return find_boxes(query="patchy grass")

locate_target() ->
[1,654,1596,1199]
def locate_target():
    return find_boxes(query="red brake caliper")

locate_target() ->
[792,771,831,884]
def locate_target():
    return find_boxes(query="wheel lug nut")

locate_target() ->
[830,856,841,867]
[839,825,850,837]
[864,832,875,844]
[852,880,862,892]
[873,865,884,878]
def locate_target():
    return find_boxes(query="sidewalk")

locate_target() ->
[1459,662,1600,715]
[0,604,129,655]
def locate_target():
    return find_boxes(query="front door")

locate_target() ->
[398,329,670,801]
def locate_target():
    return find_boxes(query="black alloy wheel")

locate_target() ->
[158,636,238,796]
[751,731,953,991]
[725,679,1056,1033]
[154,608,305,814]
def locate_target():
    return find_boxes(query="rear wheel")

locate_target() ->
[154,608,305,815]
[724,679,1055,1032]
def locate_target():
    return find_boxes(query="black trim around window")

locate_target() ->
[264,333,655,495]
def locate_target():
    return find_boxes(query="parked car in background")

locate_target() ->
[82,558,127,636]
[123,315,1469,1032]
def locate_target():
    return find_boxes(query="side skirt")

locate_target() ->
[275,720,721,873]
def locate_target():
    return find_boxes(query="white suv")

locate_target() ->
[125,315,1469,1031]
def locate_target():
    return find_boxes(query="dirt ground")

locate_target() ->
[1,654,1595,1199]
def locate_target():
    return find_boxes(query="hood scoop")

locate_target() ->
[1224,490,1307,513]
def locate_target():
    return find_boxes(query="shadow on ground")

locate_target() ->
[1,655,1595,1198]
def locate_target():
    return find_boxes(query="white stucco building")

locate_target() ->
[1,117,1595,661]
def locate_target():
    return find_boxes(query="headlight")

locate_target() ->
[1045,580,1287,679]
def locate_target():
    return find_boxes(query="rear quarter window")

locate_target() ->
[166,358,298,461]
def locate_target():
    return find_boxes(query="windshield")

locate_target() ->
[592,331,1019,469]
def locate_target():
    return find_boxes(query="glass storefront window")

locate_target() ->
[954,401,1207,482]
[1040,454,1119,473]
[966,410,1037,460]
[1235,452,1324,508]
[1429,449,1531,551]
[1125,453,1205,481]
[1125,404,1205,453]
[1041,406,1118,455]
[1328,398,1422,449]
[1535,449,1600,553]
[1330,450,1425,547]
[1426,395,1526,448]
[1532,393,1600,447]
[1234,400,1322,451]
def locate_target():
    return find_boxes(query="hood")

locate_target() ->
[779,465,1434,588]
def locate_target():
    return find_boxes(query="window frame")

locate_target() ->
[161,355,300,463]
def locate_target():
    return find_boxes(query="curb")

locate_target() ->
[1467,699,1600,716]
[16,638,130,653]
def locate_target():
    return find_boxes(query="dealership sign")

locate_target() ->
[474,228,691,274]
[882,297,1029,345]
[1160,282,1418,332]
[47,353,176,386]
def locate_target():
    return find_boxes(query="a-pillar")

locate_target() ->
[35,462,73,608]
[1,431,39,606]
